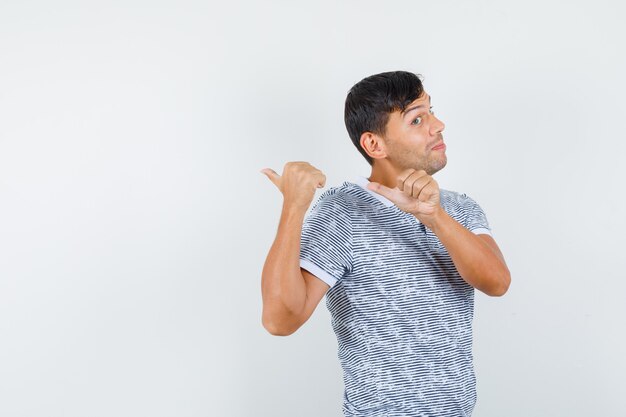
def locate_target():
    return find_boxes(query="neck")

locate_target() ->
[367,161,403,189]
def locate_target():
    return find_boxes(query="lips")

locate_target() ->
[432,142,446,150]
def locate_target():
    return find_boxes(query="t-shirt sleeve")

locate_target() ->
[462,194,492,236]
[299,193,353,288]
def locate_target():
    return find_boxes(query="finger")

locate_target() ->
[411,176,432,200]
[397,169,417,191]
[415,179,433,200]
[398,169,427,193]
[397,170,422,197]
[260,168,281,187]
[419,180,439,202]
[405,173,420,198]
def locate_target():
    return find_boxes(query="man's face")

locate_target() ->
[381,90,447,175]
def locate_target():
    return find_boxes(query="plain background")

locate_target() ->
[1,0,625,416]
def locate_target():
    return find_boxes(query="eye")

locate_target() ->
[429,106,434,115]
[411,116,422,125]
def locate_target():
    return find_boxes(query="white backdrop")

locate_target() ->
[1,1,625,416]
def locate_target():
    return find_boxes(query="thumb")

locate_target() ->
[367,181,400,202]
[260,168,281,187]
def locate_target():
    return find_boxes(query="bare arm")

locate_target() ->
[430,212,510,296]
[367,168,511,297]
[260,162,329,335]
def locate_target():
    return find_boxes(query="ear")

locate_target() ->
[359,132,387,161]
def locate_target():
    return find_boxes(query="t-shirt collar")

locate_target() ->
[353,175,395,208]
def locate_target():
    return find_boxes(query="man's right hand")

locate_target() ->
[260,161,326,210]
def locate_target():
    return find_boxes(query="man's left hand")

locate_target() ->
[367,169,443,228]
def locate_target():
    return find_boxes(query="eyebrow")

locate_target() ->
[402,94,432,118]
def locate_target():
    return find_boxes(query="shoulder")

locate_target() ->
[439,188,484,217]
[302,184,355,238]
[440,188,480,207]
[309,182,361,213]
[439,188,491,234]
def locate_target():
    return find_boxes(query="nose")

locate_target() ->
[431,115,445,135]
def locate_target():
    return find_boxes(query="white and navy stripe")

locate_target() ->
[299,175,492,417]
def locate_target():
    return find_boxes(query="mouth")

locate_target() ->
[432,142,446,151]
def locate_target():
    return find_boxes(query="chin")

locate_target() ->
[428,159,447,175]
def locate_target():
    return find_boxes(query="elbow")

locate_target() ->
[488,269,511,297]
[263,322,295,336]
[489,285,508,297]
[262,314,299,337]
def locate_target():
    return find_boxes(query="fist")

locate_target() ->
[367,169,442,227]
[260,161,326,209]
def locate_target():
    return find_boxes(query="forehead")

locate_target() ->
[404,90,430,108]
[384,90,431,129]
[388,90,430,119]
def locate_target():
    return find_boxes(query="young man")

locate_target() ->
[260,71,510,416]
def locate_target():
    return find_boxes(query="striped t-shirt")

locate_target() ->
[299,175,492,417]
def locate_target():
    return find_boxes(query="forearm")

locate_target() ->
[428,209,510,296]
[261,202,308,329]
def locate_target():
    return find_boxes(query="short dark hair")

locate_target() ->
[344,71,424,166]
